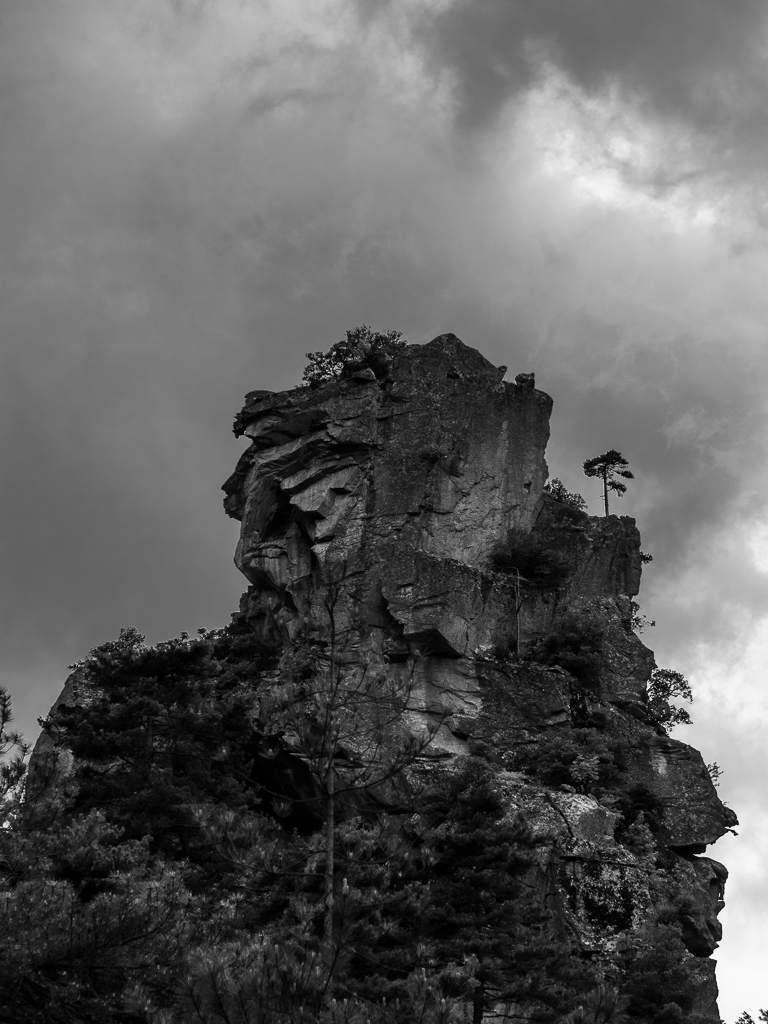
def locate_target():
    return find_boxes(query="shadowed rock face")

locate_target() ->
[225,334,551,636]
[224,333,735,1018]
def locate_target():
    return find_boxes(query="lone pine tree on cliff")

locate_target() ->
[582,449,634,516]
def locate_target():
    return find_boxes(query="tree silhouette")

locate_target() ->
[582,450,634,516]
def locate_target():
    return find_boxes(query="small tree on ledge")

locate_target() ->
[544,477,588,511]
[582,450,634,516]
[303,325,406,385]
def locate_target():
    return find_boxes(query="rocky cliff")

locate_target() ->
[22,332,736,1024]
[223,333,736,1020]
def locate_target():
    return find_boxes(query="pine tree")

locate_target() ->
[0,806,193,1021]
[582,451,634,516]
[13,612,450,1020]
[401,760,598,1023]
[618,923,707,1023]
[47,624,274,860]
[0,685,30,826]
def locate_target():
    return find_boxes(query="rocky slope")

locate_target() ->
[222,333,736,1020]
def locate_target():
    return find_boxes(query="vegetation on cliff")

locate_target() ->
[302,326,406,385]
[0,628,608,1024]
[582,451,634,517]
[0,333,734,1024]
[0,614,717,1024]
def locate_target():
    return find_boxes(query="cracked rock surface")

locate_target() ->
[224,333,735,1020]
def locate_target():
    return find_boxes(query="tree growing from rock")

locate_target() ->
[405,759,596,1024]
[582,451,634,516]
[544,477,588,512]
[303,325,406,385]
[646,668,693,731]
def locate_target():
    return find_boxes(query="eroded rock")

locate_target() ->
[223,336,735,1021]
[30,332,735,1022]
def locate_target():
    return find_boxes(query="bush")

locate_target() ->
[646,669,692,731]
[529,612,604,692]
[303,325,406,385]
[47,623,279,858]
[511,730,623,795]
[491,528,570,589]
[629,600,655,634]
[618,923,703,1023]
[613,785,666,843]
[544,477,588,512]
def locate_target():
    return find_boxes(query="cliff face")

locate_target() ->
[224,333,736,1019]
[24,333,735,1023]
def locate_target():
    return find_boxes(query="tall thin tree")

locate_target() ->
[582,450,634,516]
[267,564,441,986]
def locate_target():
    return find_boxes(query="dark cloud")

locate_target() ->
[3,0,764,727]
[2,3,768,1008]
[422,0,768,139]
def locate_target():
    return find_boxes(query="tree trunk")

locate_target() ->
[514,570,521,657]
[323,765,335,977]
[472,984,485,1024]
[602,466,609,516]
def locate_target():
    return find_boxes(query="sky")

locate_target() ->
[1,0,767,1016]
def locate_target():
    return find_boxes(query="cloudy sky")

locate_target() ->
[2,0,768,1015]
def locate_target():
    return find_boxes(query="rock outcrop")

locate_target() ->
[27,332,735,1023]
[224,333,735,1020]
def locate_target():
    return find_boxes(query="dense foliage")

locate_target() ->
[303,326,406,385]
[530,611,606,697]
[491,527,571,590]
[0,627,580,1023]
[0,605,710,1023]
[544,478,588,512]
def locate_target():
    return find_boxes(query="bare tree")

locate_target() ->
[262,566,442,983]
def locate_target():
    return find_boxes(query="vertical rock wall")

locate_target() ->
[224,333,736,1020]
[225,334,550,640]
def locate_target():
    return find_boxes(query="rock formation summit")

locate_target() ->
[223,332,735,1017]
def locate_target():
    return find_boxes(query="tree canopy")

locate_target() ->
[0,606,707,1022]
[303,325,406,385]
